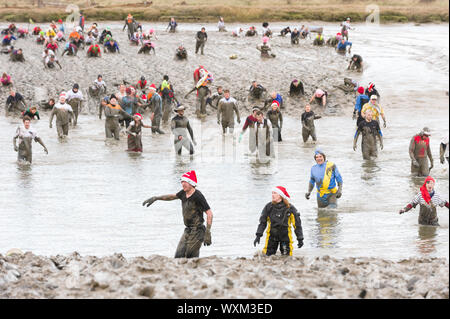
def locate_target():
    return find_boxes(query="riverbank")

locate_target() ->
[0,0,448,23]
[0,251,448,298]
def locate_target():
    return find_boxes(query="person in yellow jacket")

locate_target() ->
[361,94,386,128]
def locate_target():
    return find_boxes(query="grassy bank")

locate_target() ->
[0,0,448,23]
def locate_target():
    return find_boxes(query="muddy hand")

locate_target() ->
[203,229,212,246]
[305,192,311,200]
[142,196,157,207]
[399,209,406,214]
[253,235,261,247]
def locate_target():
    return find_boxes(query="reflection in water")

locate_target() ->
[16,162,32,188]
[360,160,381,183]
[416,225,438,255]
[314,210,340,249]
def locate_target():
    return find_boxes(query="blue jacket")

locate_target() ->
[274,93,283,106]
[337,41,352,51]
[309,161,343,195]
[354,94,369,112]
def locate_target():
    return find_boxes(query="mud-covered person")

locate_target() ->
[142,170,213,258]
[195,27,208,55]
[13,116,48,164]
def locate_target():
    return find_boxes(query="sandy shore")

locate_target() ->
[0,251,448,299]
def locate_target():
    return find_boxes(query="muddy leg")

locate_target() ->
[418,158,430,176]
[174,230,188,258]
[302,127,310,143]
[184,227,205,258]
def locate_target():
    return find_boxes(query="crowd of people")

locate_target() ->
[1,15,448,259]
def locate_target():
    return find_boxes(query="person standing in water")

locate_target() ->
[217,89,240,134]
[65,83,84,126]
[353,110,383,160]
[142,170,213,258]
[399,176,449,226]
[254,186,304,256]
[266,101,283,142]
[49,92,74,139]
[13,116,48,163]
[126,113,152,152]
[171,106,196,155]
[440,136,449,164]
[409,127,434,177]
[195,27,207,55]
[305,149,343,208]
[104,95,132,140]
[301,104,321,143]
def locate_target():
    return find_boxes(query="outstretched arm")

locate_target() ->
[35,137,48,154]
[142,194,178,207]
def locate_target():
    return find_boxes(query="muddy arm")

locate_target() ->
[142,194,178,207]
[440,143,446,163]
[49,108,56,127]
[409,137,416,161]
[35,137,48,154]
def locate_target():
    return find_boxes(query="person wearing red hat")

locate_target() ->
[142,170,213,258]
[254,186,304,256]
[364,82,380,101]
[353,86,369,126]
[266,101,282,142]
[126,113,152,152]
[409,127,434,176]
[399,176,449,225]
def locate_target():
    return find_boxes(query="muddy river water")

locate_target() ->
[0,21,448,260]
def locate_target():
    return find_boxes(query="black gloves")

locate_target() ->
[253,235,261,247]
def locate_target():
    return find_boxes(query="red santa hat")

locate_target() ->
[133,113,143,120]
[59,92,67,99]
[181,170,197,187]
[149,83,156,91]
[271,100,280,108]
[357,86,364,94]
[272,186,290,202]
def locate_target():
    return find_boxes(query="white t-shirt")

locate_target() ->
[54,102,73,112]
[42,49,55,58]
[65,89,84,101]
[15,126,38,143]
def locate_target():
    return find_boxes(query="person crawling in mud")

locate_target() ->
[13,116,48,164]
[256,37,275,58]
[6,89,27,115]
[175,45,187,60]
[248,81,267,101]
[2,33,16,47]
[36,32,46,44]
[10,48,25,62]
[138,41,155,54]
[254,186,304,256]
[22,106,40,120]
[337,38,352,54]
[280,26,291,37]
[87,44,101,57]
[104,38,120,53]
[289,79,304,97]
[309,89,327,107]
[1,72,13,87]
[61,42,78,57]
[399,176,449,226]
[327,32,342,47]
[38,98,55,111]
[299,25,310,39]
[348,54,363,72]
[262,22,272,37]
[313,32,325,46]
[142,170,213,259]
[245,26,257,37]
[291,28,300,44]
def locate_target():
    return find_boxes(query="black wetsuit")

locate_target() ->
[175,189,210,258]
[256,202,303,256]
[289,82,304,96]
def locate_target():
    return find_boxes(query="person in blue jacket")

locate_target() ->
[336,38,352,54]
[2,34,16,46]
[265,91,283,110]
[353,86,370,126]
[305,149,343,208]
